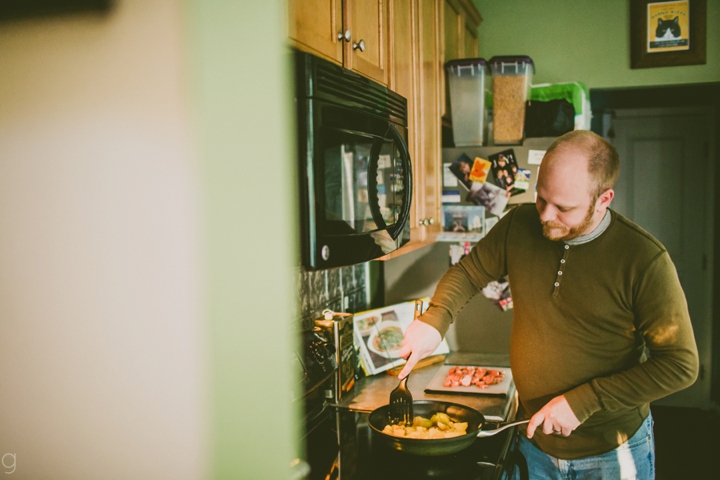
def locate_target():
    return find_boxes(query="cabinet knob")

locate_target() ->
[352,39,366,52]
[419,217,435,226]
[337,30,351,42]
[427,217,435,225]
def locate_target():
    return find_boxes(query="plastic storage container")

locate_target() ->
[530,82,591,130]
[445,58,489,146]
[489,56,534,144]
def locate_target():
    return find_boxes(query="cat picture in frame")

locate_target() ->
[654,16,681,42]
[630,0,705,69]
[647,1,689,53]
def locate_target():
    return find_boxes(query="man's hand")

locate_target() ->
[526,395,581,438]
[397,320,441,379]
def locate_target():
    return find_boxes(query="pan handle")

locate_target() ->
[476,419,529,438]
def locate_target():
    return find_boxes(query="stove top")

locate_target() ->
[339,411,514,480]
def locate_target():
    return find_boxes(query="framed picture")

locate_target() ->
[630,0,706,68]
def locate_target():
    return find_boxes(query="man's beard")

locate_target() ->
[542,201,596,241]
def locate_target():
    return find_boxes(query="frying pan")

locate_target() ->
[368,400,528,456]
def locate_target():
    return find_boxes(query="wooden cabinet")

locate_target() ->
[288,0,343,64]
[288,0,481,260]
[376,0,441,260]
[463,15,479,58]
[388,0,421,247]
[414,0,442,243]
[441,0,482,125]
[383,0,480,258]
[344,0,389,84]
[288,0,389,85]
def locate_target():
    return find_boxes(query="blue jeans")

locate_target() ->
[504,413,655,480]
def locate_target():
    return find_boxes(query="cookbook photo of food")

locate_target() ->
[354,299,450,375]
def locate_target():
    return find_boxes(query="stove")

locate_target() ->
[310,354,519,480]
[334,409,515,480]
[295,325,339,479]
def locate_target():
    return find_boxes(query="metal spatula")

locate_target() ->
[389,374,413,425]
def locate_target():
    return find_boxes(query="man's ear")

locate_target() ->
[597,188,615,210]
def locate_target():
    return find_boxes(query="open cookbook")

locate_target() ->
[354,298,450,375]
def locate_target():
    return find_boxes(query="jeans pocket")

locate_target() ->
[627,416,653,449]
[627,431,652,450]
[624,418,656,479]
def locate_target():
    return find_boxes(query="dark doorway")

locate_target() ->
[591,83,720,408]
[592,83,720,478]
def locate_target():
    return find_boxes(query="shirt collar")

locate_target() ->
[564,210,612,246]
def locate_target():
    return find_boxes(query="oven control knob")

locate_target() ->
[321,245,330,261]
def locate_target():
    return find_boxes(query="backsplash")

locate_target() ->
[298,263,369,331]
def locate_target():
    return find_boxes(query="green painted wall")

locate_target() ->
[182,1,300,478]
[473,0,720,89]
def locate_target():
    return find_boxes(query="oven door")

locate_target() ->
[303,101,412,270]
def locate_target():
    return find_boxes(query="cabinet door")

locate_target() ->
[288,0,343,64]
[442,0,462,119]
[416,0,441,239]
[442,0,462,61]
[389,0,419,235]
[463,16,478,57]
[345,0,389,85]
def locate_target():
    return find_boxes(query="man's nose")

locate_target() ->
[538,205,554,223]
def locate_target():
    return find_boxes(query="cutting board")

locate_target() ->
[424,365,513,396]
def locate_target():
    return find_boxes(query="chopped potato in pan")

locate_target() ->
[381,414,469,439]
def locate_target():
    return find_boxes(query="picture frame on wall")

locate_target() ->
[630,0,706,69]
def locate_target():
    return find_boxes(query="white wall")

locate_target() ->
[0,2,209,478]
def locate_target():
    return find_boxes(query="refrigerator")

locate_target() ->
[441,137,559,210]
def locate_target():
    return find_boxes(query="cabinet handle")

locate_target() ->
[352,39,366,52]
[419,217,435,226]
[427,217,435,225]
[337,30,351,42]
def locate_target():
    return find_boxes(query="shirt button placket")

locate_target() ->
[553,244,570,296]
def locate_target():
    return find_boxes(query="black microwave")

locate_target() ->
[294,51,412,270]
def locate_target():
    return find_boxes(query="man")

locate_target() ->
[398,130,699,479]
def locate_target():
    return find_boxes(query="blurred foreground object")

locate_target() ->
[0,0,113,22]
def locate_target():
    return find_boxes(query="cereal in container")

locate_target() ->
[489,56,534,144]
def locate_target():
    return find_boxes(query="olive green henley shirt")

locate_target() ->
[420,204,699,459]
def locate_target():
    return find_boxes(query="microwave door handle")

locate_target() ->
[366,139,388,232]
[387,125,412,240]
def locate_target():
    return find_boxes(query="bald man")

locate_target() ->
[399,130,698,479]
